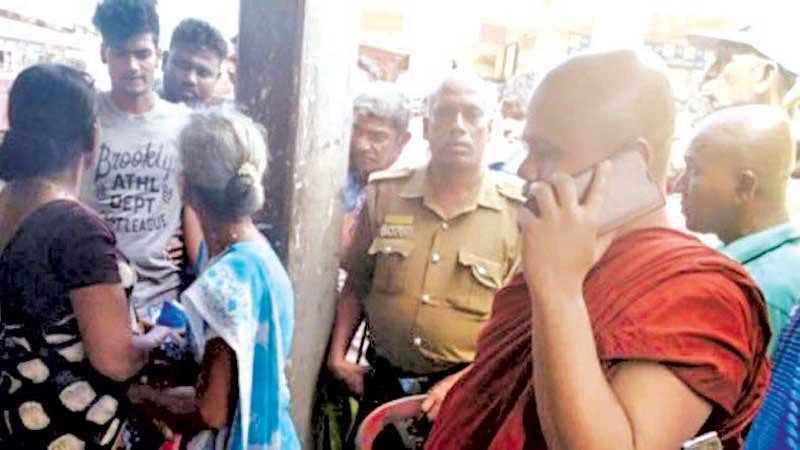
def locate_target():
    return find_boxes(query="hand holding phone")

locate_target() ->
[522,149,664,234]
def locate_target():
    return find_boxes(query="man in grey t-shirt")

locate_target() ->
[83,0,200,319]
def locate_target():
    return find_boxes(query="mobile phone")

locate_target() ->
[682,431,723,450]
[522,149,665,234]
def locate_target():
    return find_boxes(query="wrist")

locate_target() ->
[327,352,344,371]
[529,278,583,307]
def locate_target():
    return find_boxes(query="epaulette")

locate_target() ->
[368,167,413,183]
[489,170,526,202]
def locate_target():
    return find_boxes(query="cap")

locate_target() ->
[688,24,800,76]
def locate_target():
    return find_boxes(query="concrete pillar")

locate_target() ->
[238,0,357,446]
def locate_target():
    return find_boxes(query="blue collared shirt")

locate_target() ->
[720,222,800,355]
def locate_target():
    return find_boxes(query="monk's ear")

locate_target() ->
[755,61,778,96]
[633,138,654,166]
[735,169,758,201]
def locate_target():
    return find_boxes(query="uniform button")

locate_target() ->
[431,253,441,263]
[421,294,431,304]
[441,222,449,230]
[477,266,487,276]
[413,337,422,346]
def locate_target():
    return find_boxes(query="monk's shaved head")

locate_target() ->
[679,105,794,242]
[518,49,675,184]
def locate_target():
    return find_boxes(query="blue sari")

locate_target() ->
[183,241,300,450]
[743,305,800,450]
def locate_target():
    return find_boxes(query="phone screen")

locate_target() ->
[522,150,665,234]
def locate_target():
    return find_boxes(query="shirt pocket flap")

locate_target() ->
[457,249,503,290]
[367,237,415,257]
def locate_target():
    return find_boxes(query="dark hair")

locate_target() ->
[170,18,228,61]
[92,0,160,46]
[0,64,97,181]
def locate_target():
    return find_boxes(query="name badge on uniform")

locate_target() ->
[381,214,414,238]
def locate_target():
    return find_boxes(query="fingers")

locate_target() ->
[421,395,434,413]
[532,182,558,218]
[584,160,612,215]
[166,237,182,251]
[551,172,578,209]
[421,393,441,420]
[351,375,365,396]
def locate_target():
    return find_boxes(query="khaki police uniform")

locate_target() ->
[345,165,524,374]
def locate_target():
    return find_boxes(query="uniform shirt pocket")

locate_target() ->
[367,237,414,294]
[446,249,503,317]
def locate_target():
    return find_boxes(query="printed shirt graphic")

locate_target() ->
[81,93,190,311]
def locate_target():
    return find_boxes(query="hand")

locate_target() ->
[140,325,183,352]
[421,367,469,421]
[127,383,155,405]
[328,359,368,396]
[518,162,612,299]
[166,237,184,265]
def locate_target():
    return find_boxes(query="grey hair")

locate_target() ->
[179,109,268,219]
[353,81,411,133]
[426,70,498,117]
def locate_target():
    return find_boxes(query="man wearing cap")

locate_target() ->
[689,25,799,115]
[688,25,800,349]
[327,71,523,446]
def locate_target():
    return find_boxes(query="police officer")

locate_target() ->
[326,72,524,444]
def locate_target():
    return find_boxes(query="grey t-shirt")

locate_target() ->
[81,93,190,314]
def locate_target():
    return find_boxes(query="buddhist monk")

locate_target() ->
[425,49,771,450]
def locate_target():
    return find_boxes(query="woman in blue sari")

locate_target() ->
[126,110,300,450]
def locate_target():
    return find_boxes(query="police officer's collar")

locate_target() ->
[399,167,504,211]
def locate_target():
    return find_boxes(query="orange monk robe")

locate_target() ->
[425,228,771,450]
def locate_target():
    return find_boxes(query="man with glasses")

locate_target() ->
[327,71,523,446]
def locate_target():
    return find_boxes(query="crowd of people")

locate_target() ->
[1,1,800,450]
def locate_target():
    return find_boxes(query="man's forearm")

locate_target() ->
[328,282,364,365]
[530,285,634,450]
[182,206,204,267]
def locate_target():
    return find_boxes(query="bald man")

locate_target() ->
[426,50,770,450]
[676,105,800,354]
[328,71,524,447]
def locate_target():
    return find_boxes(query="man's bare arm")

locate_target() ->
[326,278,368,394]
[529,285,711,450]
[182,205,204,267]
